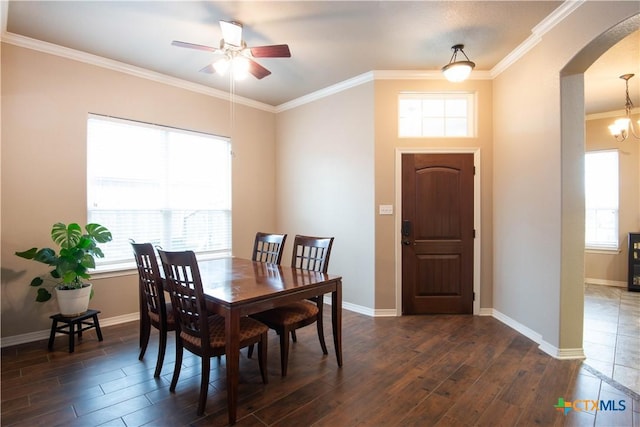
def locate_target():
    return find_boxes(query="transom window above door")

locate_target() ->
[398,92,476,138]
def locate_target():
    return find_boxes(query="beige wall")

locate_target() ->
[2,3,638,355]
[276,83,376,309]
[584,113,640,284]
[1,44,277,338]
[374,79,494,311]
[493,3,639,351]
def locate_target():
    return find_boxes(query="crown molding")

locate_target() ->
[275,71,375,112]
[490,0,584,77]
[587,107,640,121]
[373,69,493,80]
[2,0,581,113]
[275,70,493,112]
[1,31,276,113]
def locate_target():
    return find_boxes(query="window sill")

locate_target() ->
[585,247,621,255]
[91,251,233,280]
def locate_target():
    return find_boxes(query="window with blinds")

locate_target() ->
[585,150,619,250]
[87,115,232,271]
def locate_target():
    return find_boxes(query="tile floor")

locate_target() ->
[583,284,640,396]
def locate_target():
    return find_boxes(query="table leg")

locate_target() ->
[332,279,343,367]
[224,309,241,425]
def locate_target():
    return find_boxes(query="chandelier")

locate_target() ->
[608,73,640,142]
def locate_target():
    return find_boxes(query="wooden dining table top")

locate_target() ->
[197,257,342,306]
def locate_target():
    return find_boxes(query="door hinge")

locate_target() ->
[473,166,476,175]
[473,229,476,238]
[473,292,476,301]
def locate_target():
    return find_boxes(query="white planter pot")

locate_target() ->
[55,283,92,317]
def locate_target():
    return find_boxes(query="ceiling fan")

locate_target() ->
[171,20,291,80]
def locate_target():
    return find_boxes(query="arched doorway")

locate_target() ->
[560,14,640,388]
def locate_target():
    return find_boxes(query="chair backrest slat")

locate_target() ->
[158,250,209,348]
[291,235,334,273]
[131,242,167,320]
[252,232,287,264]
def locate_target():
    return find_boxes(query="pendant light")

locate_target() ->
[442,44,475,82]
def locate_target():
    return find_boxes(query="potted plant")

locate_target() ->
[15,222,112,316]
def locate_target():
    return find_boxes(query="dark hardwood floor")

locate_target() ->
[2,308,639,426]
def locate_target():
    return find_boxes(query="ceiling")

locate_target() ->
[2,1,639,112]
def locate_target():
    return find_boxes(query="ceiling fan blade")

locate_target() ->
[199,64,215,74]
[250,44,291,58]
[171,40,219,53]
[248,59,272,79]
[219,20,243,47]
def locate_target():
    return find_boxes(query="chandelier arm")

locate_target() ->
[625,79,639,139]
[610,73,639,142]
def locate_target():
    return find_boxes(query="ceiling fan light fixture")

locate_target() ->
[213,57,230,75]
[172,19,291,80]
[232,56,250,81]
[442,44,475,82]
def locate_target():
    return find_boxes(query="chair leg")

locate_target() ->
[197,356,211,416]
[316,305,328,355]
[279,328,291,377]
[247,343,254,358]
[139,300,148,348]
[291,330,297,342]
[154,328,167,378]
[258,332,268,384]
[170,341,183,392]
[138,318,151,360]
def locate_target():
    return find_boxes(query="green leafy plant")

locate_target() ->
[15,222,113,302]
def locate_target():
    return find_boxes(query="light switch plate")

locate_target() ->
[379,204,393,215]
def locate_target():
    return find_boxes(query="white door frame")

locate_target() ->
[394,147,481,316]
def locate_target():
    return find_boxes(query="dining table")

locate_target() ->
[197,257,343,425]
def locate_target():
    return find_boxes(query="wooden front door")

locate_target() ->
[401,153,474,314]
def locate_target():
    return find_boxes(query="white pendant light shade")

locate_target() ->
[442,61,475,82]
[442,44,475,82]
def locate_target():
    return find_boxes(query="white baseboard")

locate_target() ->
[322,296,396,317]
[0,312,139,348]
[491,308,585,360]
[1,303,587,361]
[584,278,627,288]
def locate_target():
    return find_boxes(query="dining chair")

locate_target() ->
[157,249,269,416]
[131,242,175,378]
[250,235,334,376]
[252,232,287,264]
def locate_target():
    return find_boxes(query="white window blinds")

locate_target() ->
[585,150,619,250]
[87,115,232,269]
